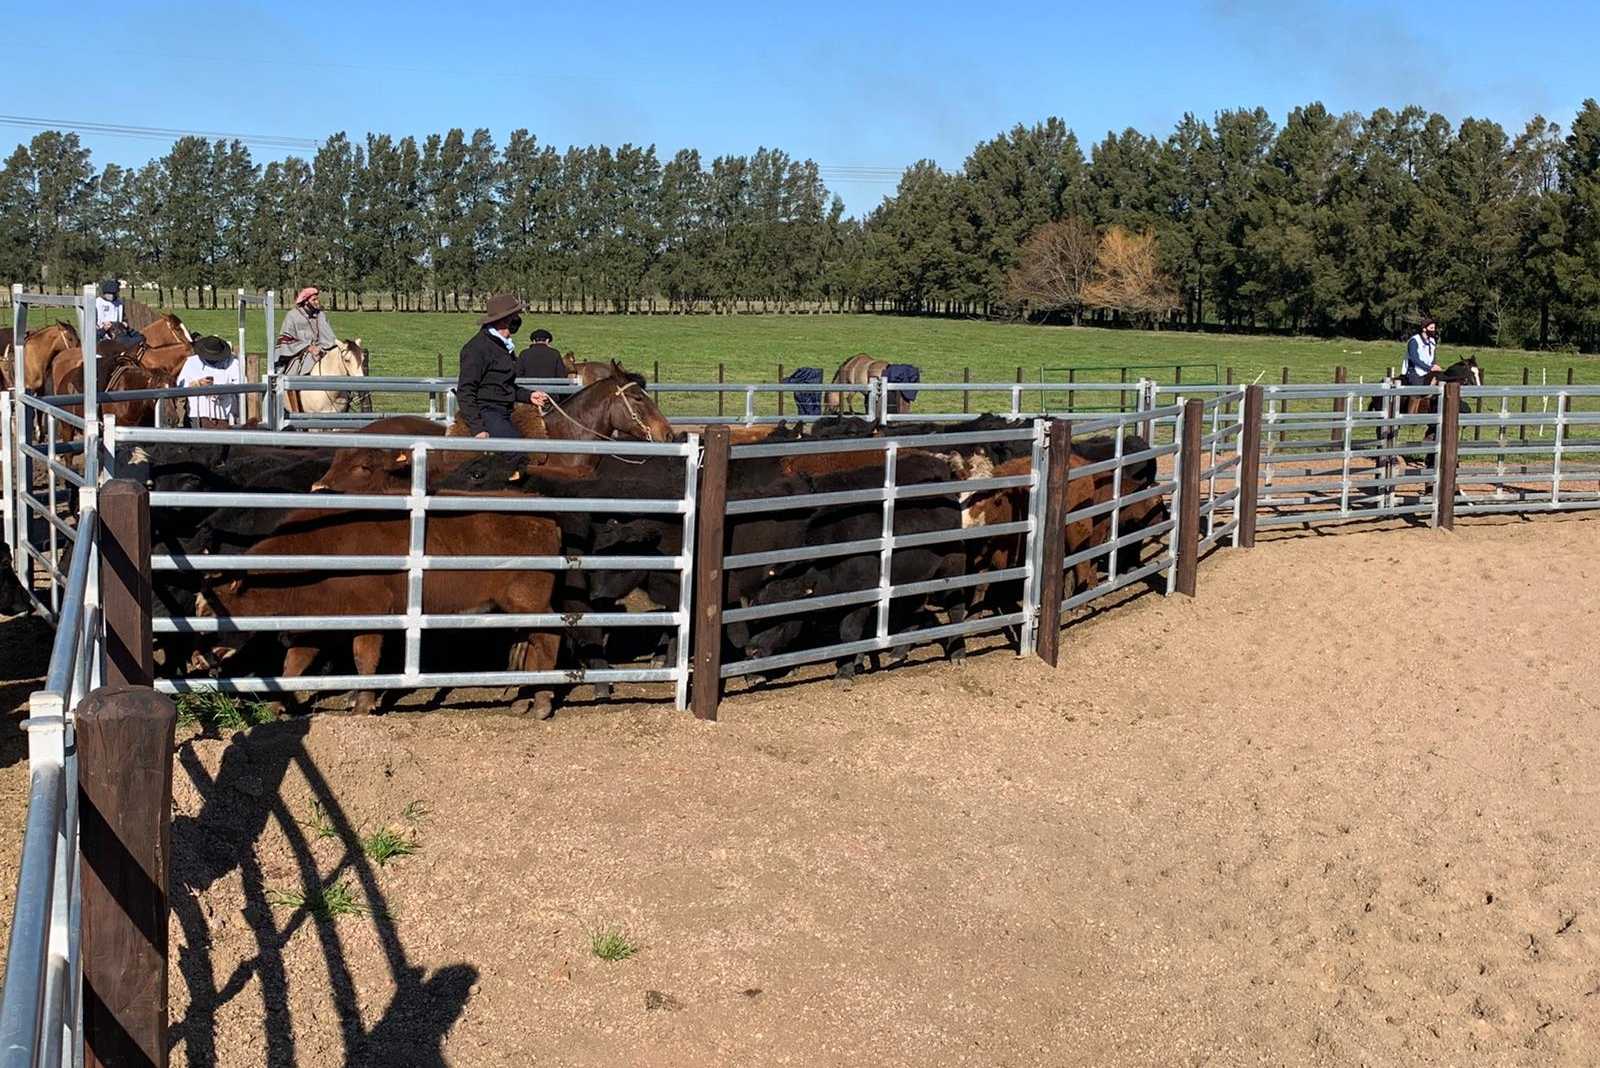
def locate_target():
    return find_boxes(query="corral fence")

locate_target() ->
[5,361,1600,1062]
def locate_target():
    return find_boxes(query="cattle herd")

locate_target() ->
[115,409,1171,719]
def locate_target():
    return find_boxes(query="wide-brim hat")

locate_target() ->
[193,335,233,361]
[479,294,525,327]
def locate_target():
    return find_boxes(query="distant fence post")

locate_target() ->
[777,363,784,417]
[436,351,443,378]
[1520,367,1530,442]
[691,426,731,720]
[962,367,971,414]
[79,685,177,1068]
[98,480,153,689]
[1034,419,1071,667]
[1331,365,1347,444]
[1175,399,1203,596]
[1238,385,1263,549]
[717,362,725,417]
[1435,381,1461,531]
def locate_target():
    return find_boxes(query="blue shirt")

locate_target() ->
[1404,333,1437,377]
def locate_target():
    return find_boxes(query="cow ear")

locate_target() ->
[508,469,522,482]
[393,451,410,465]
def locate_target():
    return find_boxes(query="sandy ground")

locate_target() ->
[2,514,1599,1066]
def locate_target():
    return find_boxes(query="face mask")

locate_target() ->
[506,317,523,334]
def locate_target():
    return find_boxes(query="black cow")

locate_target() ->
[0,543,32,616]
[726,451,967,681]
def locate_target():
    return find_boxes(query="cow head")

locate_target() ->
[437,451,530,493]
[187,578,250,673]
[311,448,413,494]
[728,566,820,661]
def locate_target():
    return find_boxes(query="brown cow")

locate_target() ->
[310,414,456,493]
[191,506,564,718]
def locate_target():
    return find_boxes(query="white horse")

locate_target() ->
[285,338,368,415]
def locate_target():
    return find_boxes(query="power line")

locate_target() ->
[0,114,320,152]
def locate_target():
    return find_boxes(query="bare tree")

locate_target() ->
[1005,218,1098,323]
[1082,226,1179,328]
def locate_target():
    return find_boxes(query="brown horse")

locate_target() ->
[114,312,193,375]
[1,321,80,392]
[824,353,888,414]
[446,360,673,470]
[50,354,182,443]
[562,351,614,387]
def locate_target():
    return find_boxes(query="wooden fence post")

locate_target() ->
[691,426,731,720]
[1331,365,1347,444]
[1174,399,1203,596]
[717,362,725,417]
[79,685,177,1068]
[962,367,970,414]
[1238,385,1263,549]
[98,480,152,689]
[1225,367,1234,386]
[1033,419,1071,667]
[1520,367,1530,442]
[244,352,262,424]
[777,363,784,417]
[436,351,444,378]
[1436,381,1461,531]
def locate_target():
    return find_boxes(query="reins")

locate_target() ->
[541,379,662,464]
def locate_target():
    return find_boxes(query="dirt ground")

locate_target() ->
[2,514,1599,1066]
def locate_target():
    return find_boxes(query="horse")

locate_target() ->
[51,353,183,444]
[1,321,80,392]
[562,351,650,392]
[446,359,673,470]
[1366,356,1482,428]
[824,353,888,415]
[100,312,193,375]
[284,338,369,416]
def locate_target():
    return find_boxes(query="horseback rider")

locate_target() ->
[274,286,337,375]
[1403,317,1442,386]
[514,327,564,412]
[458,294,538,438]
[94,280,143,347]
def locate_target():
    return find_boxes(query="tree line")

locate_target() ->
[2,99,1598,349]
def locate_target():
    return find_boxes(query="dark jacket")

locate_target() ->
[456,329,519,434]
[516,342,567,380]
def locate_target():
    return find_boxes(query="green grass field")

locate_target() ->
[129,308,1600,420]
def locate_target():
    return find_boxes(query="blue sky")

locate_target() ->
[4,0,1591,214]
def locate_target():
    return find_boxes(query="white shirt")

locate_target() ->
[94,296,123,329]
[176,354,243,423]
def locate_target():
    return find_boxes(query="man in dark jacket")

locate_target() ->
[457,294,528,438]
[515,327,566,412]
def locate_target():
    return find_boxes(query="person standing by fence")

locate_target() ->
[457,294,527,438]
[274,286,337,374]
[176,335,244,427]
[1403,317,1442,385]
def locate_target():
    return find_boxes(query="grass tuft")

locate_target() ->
[175,691,275,732]
[362,826,420,867]
[401,799,431,824]
[267,878,367,919]
[302,801,340,841]
[589,925,639,963]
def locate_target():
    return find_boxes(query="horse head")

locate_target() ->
[604,376,673,444]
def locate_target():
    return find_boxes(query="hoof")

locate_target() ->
[513,692,556,720]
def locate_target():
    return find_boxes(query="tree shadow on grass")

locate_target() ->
[171,716,475,1067]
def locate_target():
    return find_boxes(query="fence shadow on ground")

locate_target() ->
[170,716,475,1068]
